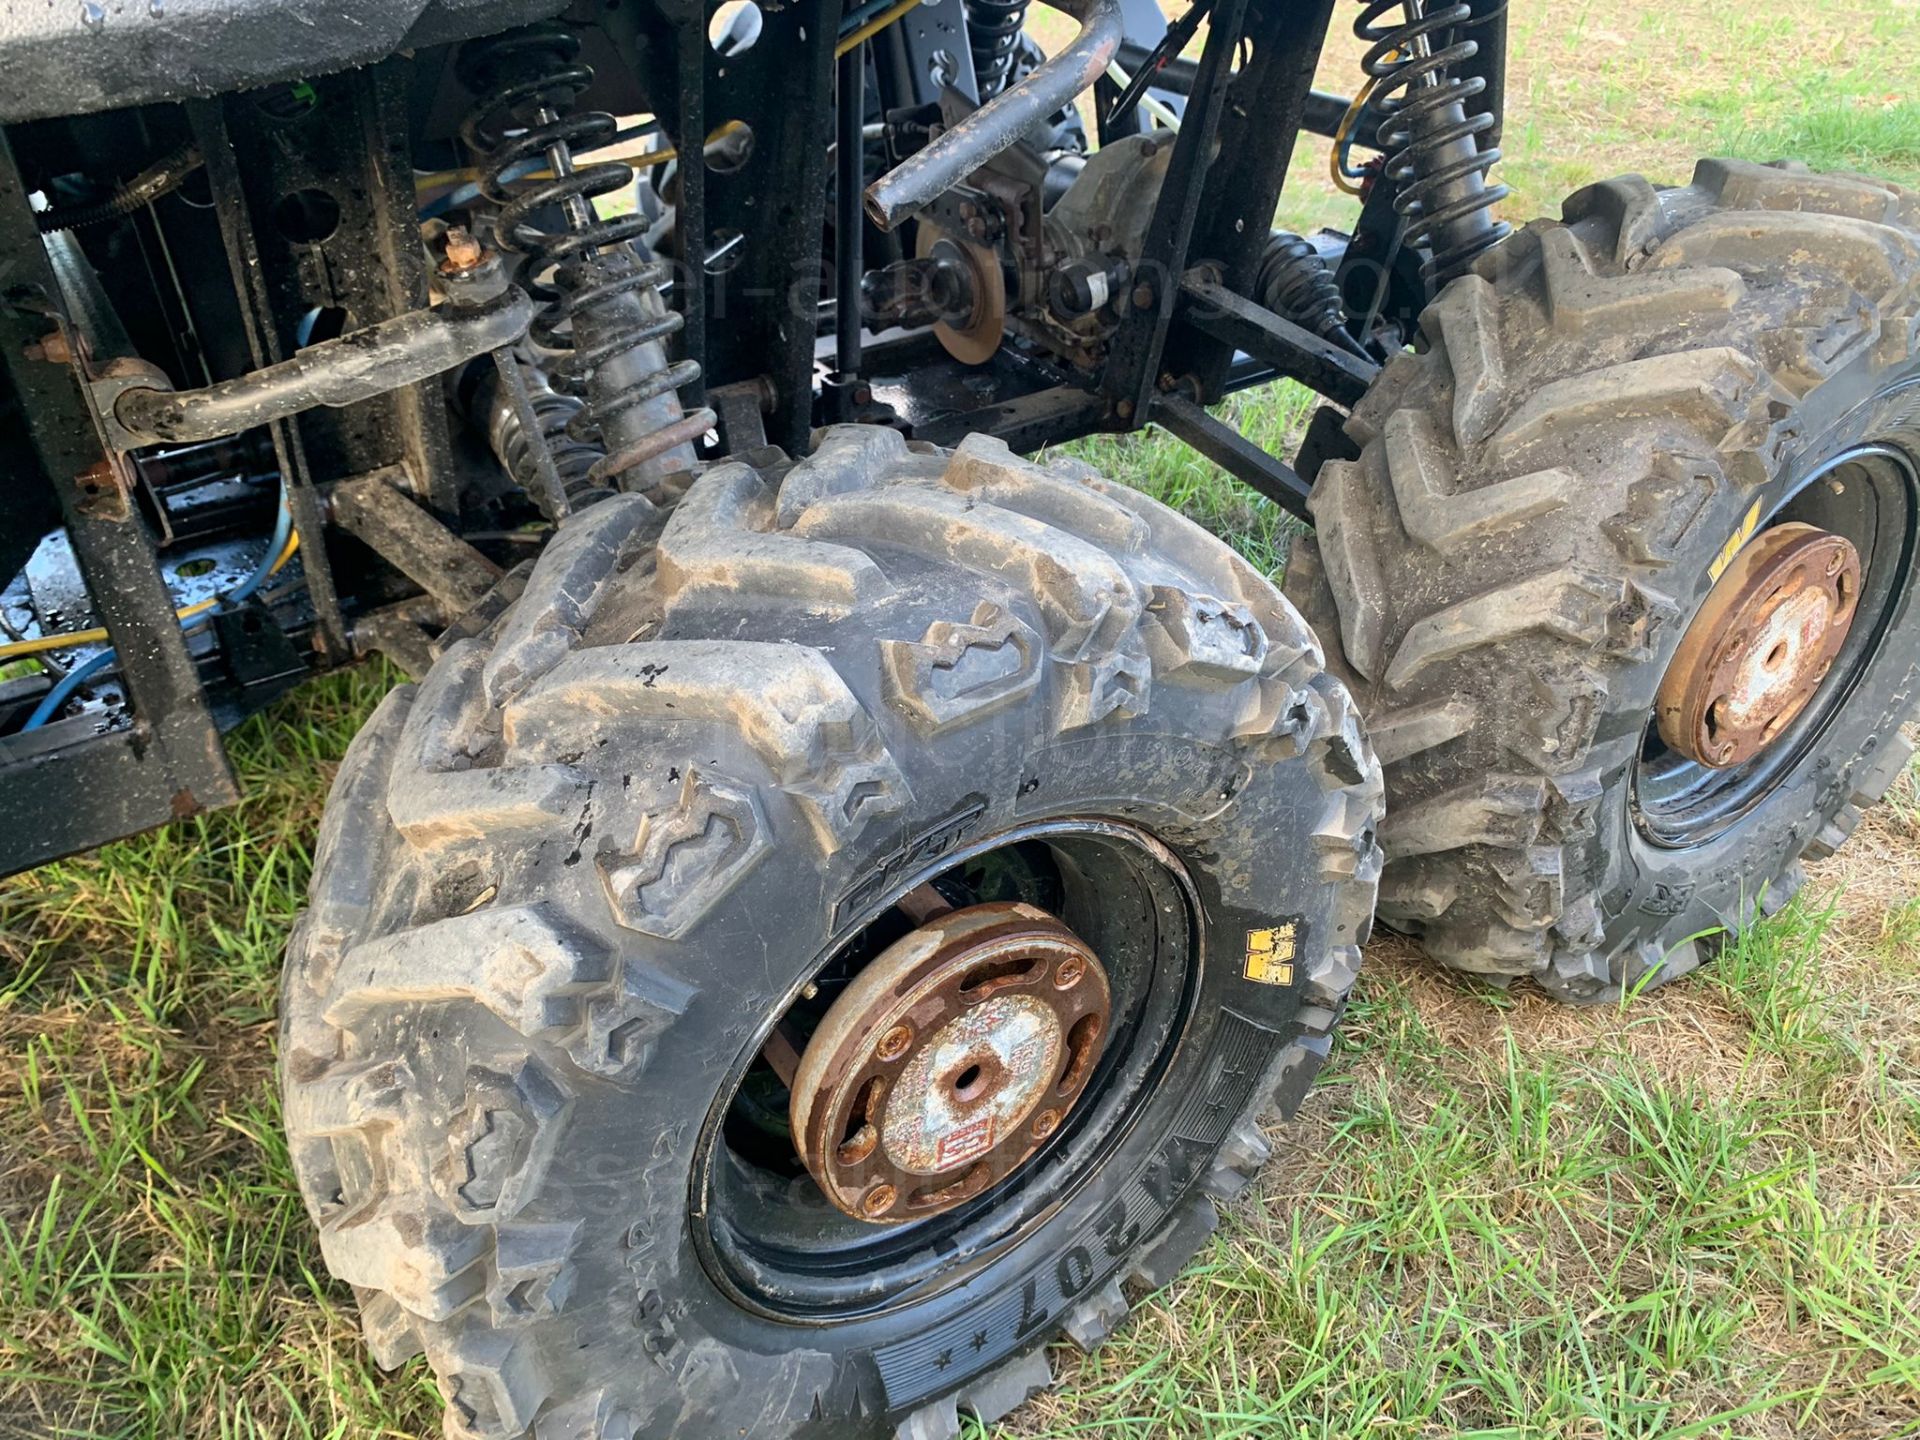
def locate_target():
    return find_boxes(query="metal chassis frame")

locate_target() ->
[0,133,239,873]
[0,0,1507,871]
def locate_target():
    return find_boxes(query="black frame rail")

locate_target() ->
[0,132,238,875]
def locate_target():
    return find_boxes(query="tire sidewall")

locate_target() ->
[541,724,1344,1436]
[1598,358,1920,974]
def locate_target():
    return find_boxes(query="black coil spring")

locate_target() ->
[459,27,709,486]
[1257,233,1350,343]
[964,0,1031,99]
[1354,0,1509,284]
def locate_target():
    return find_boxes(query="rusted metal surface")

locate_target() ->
[24,328,71,365]
[440,225,488,274]
[894,882,953,926]
[588,409,715,488]
[1657,522,1861,768]
[862,0,1124,232]
[790,902,1110,1223]
[915,228,1006,367]
[348,596,445,681]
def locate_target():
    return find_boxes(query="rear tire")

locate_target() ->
[281,426,1383,1437]
[1286,158,1920,1002]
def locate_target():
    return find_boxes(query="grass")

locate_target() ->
[4,4,1920,1438]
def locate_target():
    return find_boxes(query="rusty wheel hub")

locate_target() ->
[790,902,1110,1224]
[1656,522,1862,769]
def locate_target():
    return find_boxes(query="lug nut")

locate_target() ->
[1054,956,1084,989]
[875,1024,913,1062]
[1031,1109,1061,1141]
[861,1183,897,1217]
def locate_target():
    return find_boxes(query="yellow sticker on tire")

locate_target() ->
[1709,498,1764,583]
[1244,922,1300,986]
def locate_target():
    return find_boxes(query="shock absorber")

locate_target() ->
[458,26,713,506]
[964,0,1031,99]
[1355,0,1509,285]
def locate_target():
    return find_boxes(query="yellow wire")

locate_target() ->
[0,531,301,665]
[1329,63,1393,197]
[837,0,923,57]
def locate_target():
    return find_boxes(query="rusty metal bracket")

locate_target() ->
[1176,269,1378,408]
[0,130,238,870]
[350,596,444,681]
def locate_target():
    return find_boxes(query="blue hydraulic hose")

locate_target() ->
[229,485,294,605]
[22,486,294,732]
[22,646,121,731]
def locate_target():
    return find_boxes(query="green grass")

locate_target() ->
[1060,384,1317,576]
[6,4,1920,1438]
[0,666,439,1440]
[1007,897,1920,1440]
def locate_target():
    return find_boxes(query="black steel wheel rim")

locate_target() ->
[689,817,1204,1322]
[1632,438,1920,850]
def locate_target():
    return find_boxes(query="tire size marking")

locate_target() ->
[872,1008,1277,1408]
[835,799,987,929]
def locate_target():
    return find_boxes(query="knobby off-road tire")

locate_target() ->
[280,426,1383,1439]
[1286,158,1920,1002]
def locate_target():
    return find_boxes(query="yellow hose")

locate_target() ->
[0,531,300,665]
[837,0,924,56]
[1329,64,1392,197]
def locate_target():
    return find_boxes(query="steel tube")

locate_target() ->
[1113,41,1361,141]
[863,0,1124,231]
[113,288,532,447]
[836,41,867,376]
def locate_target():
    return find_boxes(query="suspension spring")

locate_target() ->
[964,0,1032,99]
[458,26,713,498]
[1354,0,1509,285]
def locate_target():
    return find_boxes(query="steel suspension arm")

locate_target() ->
[111,288,532,448]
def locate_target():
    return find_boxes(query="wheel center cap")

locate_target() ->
[882,993,1062,1175]
[789,902,1110,1223]
[1656,522,1861,769]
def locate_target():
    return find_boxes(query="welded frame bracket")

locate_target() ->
[1097,0,1252,421]
[327,466,504,618]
